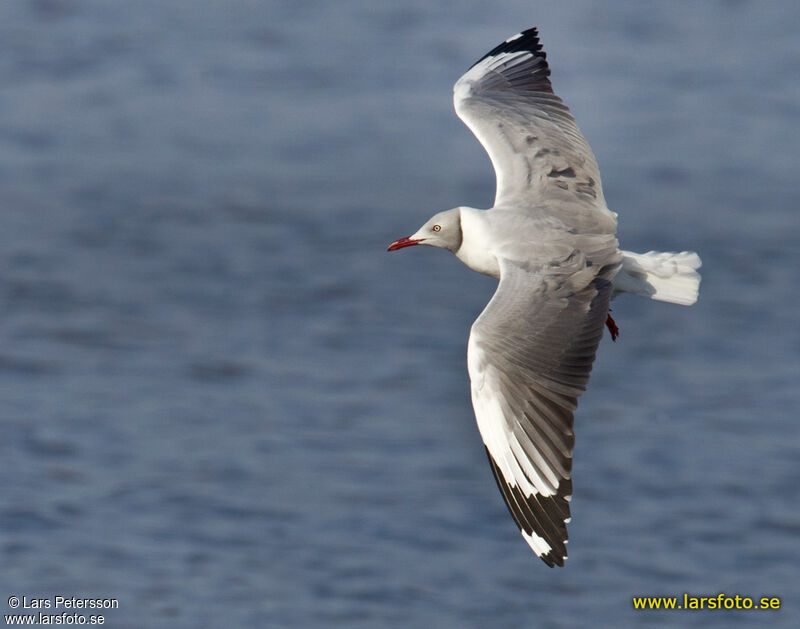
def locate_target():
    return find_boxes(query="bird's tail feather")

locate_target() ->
[613,250,702,306]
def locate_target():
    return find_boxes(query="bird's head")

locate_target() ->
[387,208,463,253]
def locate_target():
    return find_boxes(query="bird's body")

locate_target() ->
[388,27,701,567]
[456,206,618,278]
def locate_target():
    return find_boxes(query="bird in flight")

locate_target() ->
[388,27,701,567]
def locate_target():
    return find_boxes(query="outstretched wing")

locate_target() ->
[468,255,619,566]
[454,28,610,217]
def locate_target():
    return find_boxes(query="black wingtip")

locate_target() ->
[484,447,569,568]
[540,550,565,568]
[470,26,549,74]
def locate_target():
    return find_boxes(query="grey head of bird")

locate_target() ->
[387,208,463,253]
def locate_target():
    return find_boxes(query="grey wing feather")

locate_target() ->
[454,28,611,220]
[468,254,620,566]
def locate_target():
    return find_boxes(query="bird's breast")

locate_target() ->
[454,243,501,278]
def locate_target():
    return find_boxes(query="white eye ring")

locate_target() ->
[432,224,441,232]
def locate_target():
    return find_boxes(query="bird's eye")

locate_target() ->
[432,224,442,232]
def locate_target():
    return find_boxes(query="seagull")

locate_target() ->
[387,27,701,567]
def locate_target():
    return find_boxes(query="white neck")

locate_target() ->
[454,207,501,278]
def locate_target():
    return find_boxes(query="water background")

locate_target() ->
[1,1,799,627]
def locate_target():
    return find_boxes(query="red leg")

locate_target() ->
[605,313,619,342]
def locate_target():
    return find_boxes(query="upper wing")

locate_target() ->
[468,254,619,566]
[454,28,608,214]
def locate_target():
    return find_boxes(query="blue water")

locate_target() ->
[1,1,799,627]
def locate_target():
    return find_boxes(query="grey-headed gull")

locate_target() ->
[388,27,701,567]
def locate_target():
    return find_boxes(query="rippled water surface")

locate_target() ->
[1,1,799,627]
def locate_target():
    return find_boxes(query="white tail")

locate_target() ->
[613,250,702,306]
